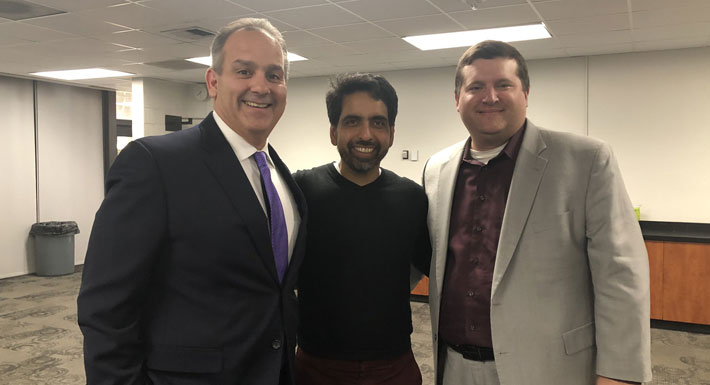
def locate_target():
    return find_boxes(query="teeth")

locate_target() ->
[354,147,374,153]
[243,101,269,108]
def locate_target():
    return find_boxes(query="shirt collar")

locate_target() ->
[213,110,274,165]
[461,119,527,165]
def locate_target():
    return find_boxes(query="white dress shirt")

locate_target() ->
[213,111,300,261]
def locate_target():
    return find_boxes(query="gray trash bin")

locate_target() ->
[30,221,80,276]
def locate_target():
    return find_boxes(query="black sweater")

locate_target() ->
[294,164,431,360]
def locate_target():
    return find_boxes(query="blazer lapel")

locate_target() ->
[492,122,548,294]
[433,141,466,298]
[199,113,279,283]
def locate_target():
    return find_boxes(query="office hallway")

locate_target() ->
[0,270,708,384]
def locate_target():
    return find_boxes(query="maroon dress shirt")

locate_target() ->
[438,123,526,348]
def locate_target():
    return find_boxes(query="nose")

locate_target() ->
[481,86,499,104]
[357,123,374,141]
[248,73,270,95]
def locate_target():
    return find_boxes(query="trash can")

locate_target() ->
[30,221,80,276]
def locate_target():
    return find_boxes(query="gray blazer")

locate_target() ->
[423,121,651,384]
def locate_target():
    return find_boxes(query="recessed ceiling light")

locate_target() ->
[287,52,307,62]
[185,52,308,67]
[403,23,551,51]
[185,56,212,66]
[31,68,134,80]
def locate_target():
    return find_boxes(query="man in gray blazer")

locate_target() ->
[423,40,651,385]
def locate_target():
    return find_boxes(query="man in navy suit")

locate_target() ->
[78,18,307,385]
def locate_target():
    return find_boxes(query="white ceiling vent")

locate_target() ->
[0,0,65,20]
[161,27,215,41]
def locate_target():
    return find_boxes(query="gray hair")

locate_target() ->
[210,18,289,80]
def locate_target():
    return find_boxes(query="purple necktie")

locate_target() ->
[253,151,288,282]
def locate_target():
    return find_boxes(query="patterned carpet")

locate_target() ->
[0,270,708,384]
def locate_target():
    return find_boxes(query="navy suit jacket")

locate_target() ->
[78,113,307,385]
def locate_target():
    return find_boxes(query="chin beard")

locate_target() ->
[338,146,387,174]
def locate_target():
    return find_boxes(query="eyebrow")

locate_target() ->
[230,60,284,73]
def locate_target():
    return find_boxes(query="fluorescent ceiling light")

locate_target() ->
[186,52,308,67]
[287,52,307,62]
[186,56,212,66]
[31,68,133,80]
[403,23,551,51]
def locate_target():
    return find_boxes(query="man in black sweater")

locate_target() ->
[293,73,431,385]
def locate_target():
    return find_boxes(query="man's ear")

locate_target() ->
[330,125,337,146]
[388,125,395,147]
[206,68,219,98]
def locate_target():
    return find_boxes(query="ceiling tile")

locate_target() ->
[285,43,361,58]
[97,30,182,49]
[283,30,332,47]
[546,13,629,36]
[22,0,128,12]
[0,35,32,46]
[631,22,710,42]
[308,23,393,43]
[534,0,627,21]
[375,14,465,36]
[142,0,252,21]
[226,0,328,12]
[77,2,184,30]
[557,29,633,47]
[449,5,540,30]
[0,21,77,42]
[338,0,441,22]
[265,4,363,29]
[342,37,419,54]
[564,42,634,56]
[23,13,130,36]
[630,0,710,12]
[426,0,475,12]
[632,4,710,29]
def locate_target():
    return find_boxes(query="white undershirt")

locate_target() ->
[469,142,507,165]
[213,111,300,261]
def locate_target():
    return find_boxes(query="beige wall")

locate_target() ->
[270,47,710,223]
[0,78,105,278]
[36,82,105,268]
[0,76,37,277]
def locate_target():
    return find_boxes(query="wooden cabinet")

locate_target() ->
[411,276,429,296]
[410,240,710,325]
[646,241,664,320]
[660,242,710,324]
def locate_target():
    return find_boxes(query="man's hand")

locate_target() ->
[597,376,641,385]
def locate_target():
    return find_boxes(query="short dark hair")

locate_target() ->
[454,40,529,96]
[210,18,289,79]
[326,73,398,127]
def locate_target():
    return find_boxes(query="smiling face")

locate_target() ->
[330,91,395,185]
[206,29,286,149]
[456,57,529,150]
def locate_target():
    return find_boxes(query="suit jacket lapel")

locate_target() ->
[199,113,279,283]
[492,121,548,294]
[434,141,466,298]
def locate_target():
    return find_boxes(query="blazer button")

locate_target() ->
[271,339,282,350]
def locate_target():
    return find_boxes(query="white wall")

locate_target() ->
[141,78,211,137]
[0,76,38,278]
[128,47,709,223]
[269,47,710,223]
[0,77,106,278]
[587,48,710,223]
[36,82,105,267]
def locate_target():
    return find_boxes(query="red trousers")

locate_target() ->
[294,348,422,385]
